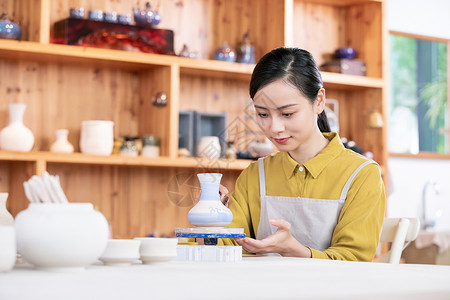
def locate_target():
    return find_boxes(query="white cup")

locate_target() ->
[80,120,114,155]
[0,226,16,273]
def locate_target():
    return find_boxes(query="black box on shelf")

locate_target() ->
[178,110,195,156]
[320,59,367,76]
[193,111,227,158]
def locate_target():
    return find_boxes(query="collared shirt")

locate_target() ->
[222,132,386,261]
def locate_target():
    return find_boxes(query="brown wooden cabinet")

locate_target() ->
[0,0,387,238]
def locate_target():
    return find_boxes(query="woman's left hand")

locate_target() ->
[235,218,312,257]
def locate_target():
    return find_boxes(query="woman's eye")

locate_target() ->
[257,113,268,118]
[282,113,294,117]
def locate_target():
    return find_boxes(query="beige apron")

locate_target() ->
[256,158,377,251]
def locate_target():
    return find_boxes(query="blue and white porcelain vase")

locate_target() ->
[188,173,233,227]
[0,13,22,40]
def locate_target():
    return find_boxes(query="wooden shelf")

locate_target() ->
[0,40,382,87]
[300,0,382,6]
[0,150,253,170]
[389,152,450,160]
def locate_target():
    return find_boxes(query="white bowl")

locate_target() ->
[99,239,140,266]
[134,237,178,264]
[14,203,109,271]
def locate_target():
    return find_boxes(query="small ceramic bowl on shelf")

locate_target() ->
[334,47,357,59]
[99,239,141,266]
[134,237,178,264]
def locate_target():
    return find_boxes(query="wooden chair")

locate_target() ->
[378,217,420,264]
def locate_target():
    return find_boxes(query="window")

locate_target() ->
[389,33,448,154]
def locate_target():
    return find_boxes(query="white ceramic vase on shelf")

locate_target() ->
[0,193,13,226]
[80,120,114,156]
[197,136,221,160]
[0,103,34,152]
[50,129,74,153]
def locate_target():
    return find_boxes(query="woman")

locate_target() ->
[221,47,385,261]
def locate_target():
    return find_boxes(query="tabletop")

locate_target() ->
[1,256,450,300]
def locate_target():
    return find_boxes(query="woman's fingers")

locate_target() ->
[219,184,230,207]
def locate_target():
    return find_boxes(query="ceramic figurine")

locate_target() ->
[0,103,34,152]
[213,42,236,62]
[50,129,74,153]
[236,33,255,64]
[0,13,22,40]
[187,173,233,227]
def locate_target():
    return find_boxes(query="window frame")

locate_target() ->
[388,30,450,158]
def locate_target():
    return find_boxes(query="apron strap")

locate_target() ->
[258,158,266,197]
[339,160,378,201]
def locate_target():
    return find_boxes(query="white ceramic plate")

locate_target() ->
[140,255,176,264]
[99,256,139,266]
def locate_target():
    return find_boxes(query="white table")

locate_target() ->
[1,256,450,300]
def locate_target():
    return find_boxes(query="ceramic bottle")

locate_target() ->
[0,103,34,152]
[0,193,13,226]
[50,129,74,153]
[0,13,22,40]
[0,226,16,272]
[188,173,232,227]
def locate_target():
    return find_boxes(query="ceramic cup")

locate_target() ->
[99,239,141,266]
[0,226,16,273]
[15,203,109,270]
[80,120,114,156]
[134,237,178,264]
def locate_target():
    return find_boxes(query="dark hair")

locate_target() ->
[249,47,331,132]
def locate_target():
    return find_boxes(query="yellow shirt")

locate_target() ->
[222,132,386,262]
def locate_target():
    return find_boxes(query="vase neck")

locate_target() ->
[197,173,222,202]
[8,103,26,124]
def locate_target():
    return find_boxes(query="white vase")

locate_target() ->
[0,226,16,273]
[80,120,114,156]
[187,173,233,227]
[197,136,221,160]
[50,129,74,153]
[14,203,109,270]
[0,193,14,226]
[0,103,34,152]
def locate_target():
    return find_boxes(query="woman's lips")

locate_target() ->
[273,137,290,144]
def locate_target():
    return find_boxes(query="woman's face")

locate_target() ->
[253,79,325,153]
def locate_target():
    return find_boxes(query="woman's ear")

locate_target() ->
[314,88,326,114]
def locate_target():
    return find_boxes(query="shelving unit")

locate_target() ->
[0,0,387,239]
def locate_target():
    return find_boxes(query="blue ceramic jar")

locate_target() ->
[0,13,22,40]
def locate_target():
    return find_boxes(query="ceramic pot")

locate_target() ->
[134,237,178,264]
[80,120,114,156]
[0,13,22,40]
[213,43,236,62]
[197,136,221,160]
[0,193,13,226]
[248,138,274,157]
[141,135,160,157]
[50,129,74,153]
[188,173,232,227]
[14,203,109,270]
[133,2,156,26]
[0,103,34,152]
[0,226,16,273]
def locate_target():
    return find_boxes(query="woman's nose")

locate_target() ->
[270,116,285,133]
